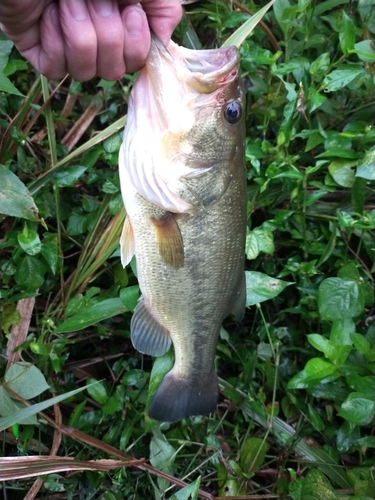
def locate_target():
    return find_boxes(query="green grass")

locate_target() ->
[1,1,375,499]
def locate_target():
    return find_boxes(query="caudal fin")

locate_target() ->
[148,370,219,422]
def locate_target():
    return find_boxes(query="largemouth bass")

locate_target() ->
[119,36,246,423]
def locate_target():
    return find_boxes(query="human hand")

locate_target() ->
[0,0,182,81]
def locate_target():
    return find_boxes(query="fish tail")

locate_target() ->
[148,370,219,422]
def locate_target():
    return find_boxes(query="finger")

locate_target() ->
[34,3,67,79]
[86,0,125,80]
[122,4,151,73]
[141,0,182,45]
[1,2,67,80]
[59,0,98,81]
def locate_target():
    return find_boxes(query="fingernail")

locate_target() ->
[92,0,113,18]
[124,6,143,38]
[68,1,88,21]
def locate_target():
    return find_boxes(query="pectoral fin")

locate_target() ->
[131,298,172,356]
[120,216,135,267]
[151,212,184,268]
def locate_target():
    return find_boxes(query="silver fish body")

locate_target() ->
[119,37,246,422]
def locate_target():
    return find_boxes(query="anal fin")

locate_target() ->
[151,212,184,268]
[120,215,135,268]
[131,298,172,356]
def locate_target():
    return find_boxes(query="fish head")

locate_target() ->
[121,36,245,213]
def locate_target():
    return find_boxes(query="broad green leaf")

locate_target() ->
[0,40,24,95]
[351,333,373,360]
[359,0,375,33]
[40,241,59,275]
[308,404,325,431]
[150,427,176,492]
[307,334,333,357]
[53,165,87,187]
[0,386,38,425]
[103,133,122,153]
[287,358,339,389]
[54,298,128,333]
[5,362,50,399]
[146,350,174,429]
[246,228,274,260]
[356,149,375,180]
[171,477,201,500]
[0,73,24,96]
[245,271,292,306]
[308,87,327,112]
[328,160,356,187]
[66,213,88,236]
[222,0,278,47]
[338,392,375,425]
[337,420,361,453]
[273,0,291,33]
[17,229,42,256]
[323,68,363,92]
[0,39,14,72]
[348,467,375,498]
[309,52,330,80]
[337,262,360,281]
[353,40,375,63]
[14,256,47,290]
[245,231,259,260]
[339,11,356,55]
[119,285,139,312]
[0,165,39,221]
[347,375,375,400]
[318,278,365,320]
[102,396,121,415]
[301,469,336,500]
[0,381,100,431]
[239,437,270,474]
[215,461,246,496]
[86,379,108,405]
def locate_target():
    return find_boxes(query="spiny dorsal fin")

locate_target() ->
[151,212,184,268]
[131,298,172,357]
[120,215,135,268]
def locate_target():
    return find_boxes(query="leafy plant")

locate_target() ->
[1,0,375,499]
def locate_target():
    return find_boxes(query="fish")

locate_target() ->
[118,36,247,423]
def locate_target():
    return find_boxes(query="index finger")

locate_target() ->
[138,0,182,45]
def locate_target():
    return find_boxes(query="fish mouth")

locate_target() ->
[150,35,240,93]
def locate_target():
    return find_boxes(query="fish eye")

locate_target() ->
[224,101,242,124]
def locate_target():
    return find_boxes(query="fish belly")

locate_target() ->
[123,168,246,422]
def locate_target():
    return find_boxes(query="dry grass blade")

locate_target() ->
[3,389,215,500]
[0,456,144,481]
[61,99,103,152]
[6,297,35,370]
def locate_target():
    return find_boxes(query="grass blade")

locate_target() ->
[0,381,100,432]
[222,0,278,48]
